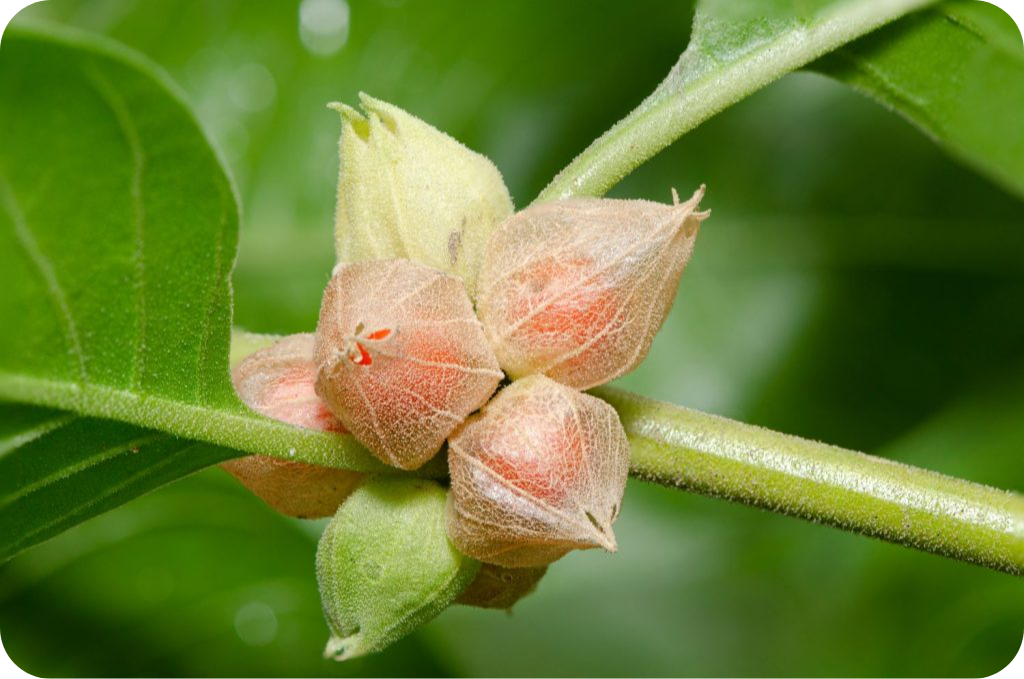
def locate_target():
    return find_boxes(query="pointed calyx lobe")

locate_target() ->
[446,375,630,568]
[314,259,503,470]
[477,187,709,390]
[225,334,363,519]
[330,94,513,300]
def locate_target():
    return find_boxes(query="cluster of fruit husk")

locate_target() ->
[225,94,707,660]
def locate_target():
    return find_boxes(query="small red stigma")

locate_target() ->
[349,327,391,366]
[351,342,373,366]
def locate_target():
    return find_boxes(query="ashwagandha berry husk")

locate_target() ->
[456,562,547,610]
[476,187,709,390]
[314,259,503,470]
[233,334,343,433]
[225,333,363,519]
[446,374,630,568]
[317,477,480,661]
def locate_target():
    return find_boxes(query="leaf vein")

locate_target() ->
[1,432,163,506]
[0,174,88,383]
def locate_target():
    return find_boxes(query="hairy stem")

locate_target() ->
[595,386,1024,576]
[537,0,934,202]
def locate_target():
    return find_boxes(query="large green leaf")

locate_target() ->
[0,24,379,472]
[0,25,397,560]
[812,0,1024,199]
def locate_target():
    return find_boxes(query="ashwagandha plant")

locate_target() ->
[1,0,1023,663]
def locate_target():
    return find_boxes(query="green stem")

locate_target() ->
[537,0,934,202]
[595,386,1024,576]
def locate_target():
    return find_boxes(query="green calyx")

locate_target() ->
[315,476,480,661]
[330,93,514,300]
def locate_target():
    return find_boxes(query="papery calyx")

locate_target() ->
[477,187,708,390]
[314,259,503,470]
[225,333,362,519]
[446,374,630,568]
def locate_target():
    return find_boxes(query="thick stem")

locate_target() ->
[595,386,1024,576]
[536,0,934,202]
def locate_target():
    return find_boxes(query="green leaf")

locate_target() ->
[811,0,1024,199]
[0,402,237,561]
[0,24,381,471]
[538,0,934,200]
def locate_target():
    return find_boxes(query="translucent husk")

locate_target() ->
[446,375,630,567]
[224,333,362,518]
[477,187,709,389]
[314,259,503,470]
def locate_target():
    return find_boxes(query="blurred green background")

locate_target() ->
[2,0,1023,676]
